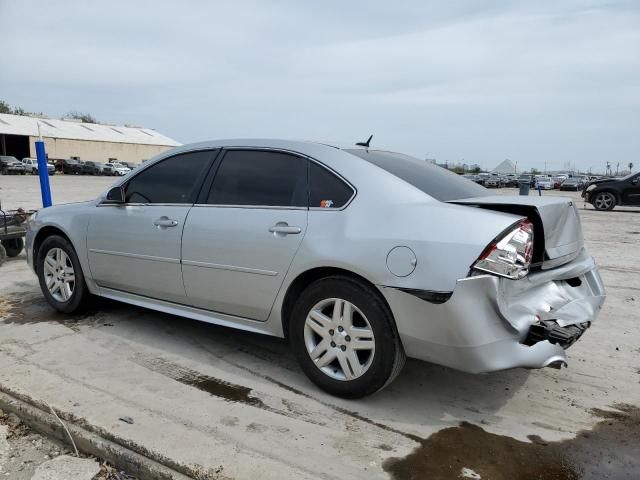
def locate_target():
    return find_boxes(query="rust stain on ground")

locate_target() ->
[384,403,640,480]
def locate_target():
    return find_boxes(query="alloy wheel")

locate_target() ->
[303,298,375,381]
[43,248,76,302]
[594,192,615,210]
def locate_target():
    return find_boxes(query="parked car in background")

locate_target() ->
[81,161,106,175]
[582,172,640,211]
[560,177,586,191]
[103,162,131,176]
[56,159,82,175]
[535,176,554,190]
[485,176,502,188]
[462,174,477,183]
[26,139,605,398]
[502,175,519,187]
[0,156,26,175]
[517,174,534,187]
[22,158,56,176]
[117,161,138,171]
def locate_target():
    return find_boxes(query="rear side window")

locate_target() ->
[309,162,354,208]
[208,150,307,207]
[125,150,212,203]
[345,149,489,202]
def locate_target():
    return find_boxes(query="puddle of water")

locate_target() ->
[384,403,640,480]
[134,355,266,408]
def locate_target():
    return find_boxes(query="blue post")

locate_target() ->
[35,140,52,207]
[537,184,542,196]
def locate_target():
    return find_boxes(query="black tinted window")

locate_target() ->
[126,150,212,203]
[309,162,354,208]
[208,150,307,207]
[345,149,489,202]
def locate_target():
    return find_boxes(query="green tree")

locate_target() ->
[530,168,541,175]
[0,100,11,114]
[65,111,98,123]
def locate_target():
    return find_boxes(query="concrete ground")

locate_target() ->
[0,174,639,479]
[0,408,124,479]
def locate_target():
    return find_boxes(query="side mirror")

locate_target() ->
[103,186,125,204]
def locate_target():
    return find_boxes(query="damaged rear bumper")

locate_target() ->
[379,248,605,373]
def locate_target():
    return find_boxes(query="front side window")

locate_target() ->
[125,150,213,203]
[207,150,307,207]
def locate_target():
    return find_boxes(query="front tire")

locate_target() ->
[592,191,616,211]
[37,235,91,313]
[289,276,405,398]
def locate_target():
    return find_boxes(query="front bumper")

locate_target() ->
[379,248,605,373]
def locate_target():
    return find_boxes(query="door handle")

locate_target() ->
[269,223,302,235]
[153,217,178,228]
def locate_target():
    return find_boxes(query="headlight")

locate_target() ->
[586,184,596,192]
[473,220,534,279]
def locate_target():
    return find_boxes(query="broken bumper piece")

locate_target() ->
[379,248,605,373]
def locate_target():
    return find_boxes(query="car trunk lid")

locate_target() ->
[449,195,583,269]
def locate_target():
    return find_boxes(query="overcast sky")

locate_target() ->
[1,0,638,172]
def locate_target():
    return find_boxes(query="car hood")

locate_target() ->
[450,195,583,269]
[588,178,616,185]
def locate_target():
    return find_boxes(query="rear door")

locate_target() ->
[87,150,215,303]
[181,149,308,320]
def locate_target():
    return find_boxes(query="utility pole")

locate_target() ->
[616,162,620,176]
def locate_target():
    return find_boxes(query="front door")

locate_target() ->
[181,149,308,320]
[87,150,215,303]
[621,173,640,205]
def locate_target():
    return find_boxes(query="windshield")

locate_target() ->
[620,172,639,181]
[345,149,489,201]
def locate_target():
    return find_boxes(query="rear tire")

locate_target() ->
[289,276,405,398]
[2,238,24,257]
[592,191,616,211]
[37,235,91,313]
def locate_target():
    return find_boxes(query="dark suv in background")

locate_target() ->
[582,172,640,211]
[81,161,106,175]
[56,159,82,174]
[0,156,26,175]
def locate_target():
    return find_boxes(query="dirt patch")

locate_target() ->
[383,403,640,480]
[0,293,109,330]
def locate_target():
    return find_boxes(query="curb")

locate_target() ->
[0,387,195,480]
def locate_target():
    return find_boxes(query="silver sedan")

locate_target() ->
[26,139,605,398]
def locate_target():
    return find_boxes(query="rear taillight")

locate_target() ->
[473,220,534,279]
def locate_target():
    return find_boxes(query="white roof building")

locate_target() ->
[0,113,180,164]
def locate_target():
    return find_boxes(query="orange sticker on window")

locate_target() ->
[320,200,334,208]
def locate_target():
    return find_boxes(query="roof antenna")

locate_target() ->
[355,134,373,148]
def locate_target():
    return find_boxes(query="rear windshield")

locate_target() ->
[345,149,489,201]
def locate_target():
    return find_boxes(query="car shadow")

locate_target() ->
[57,296,530,430]
[1,289,529,432]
